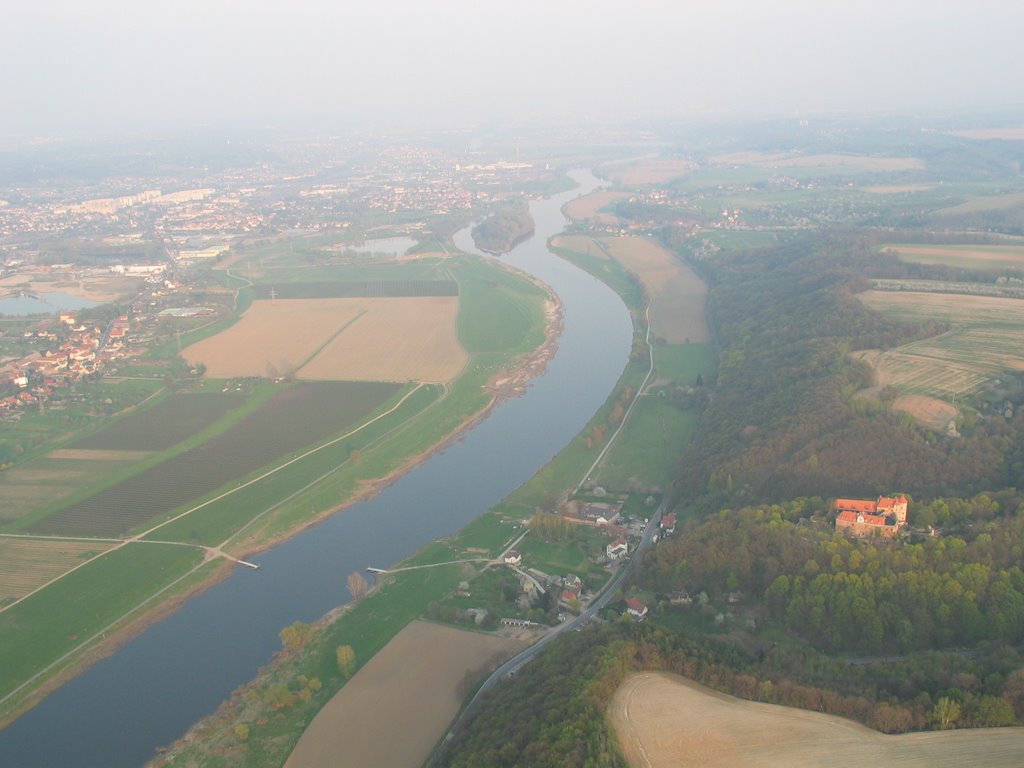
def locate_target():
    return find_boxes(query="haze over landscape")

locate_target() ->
[3,0,1023,135]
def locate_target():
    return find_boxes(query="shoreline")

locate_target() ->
[0,271,563,730]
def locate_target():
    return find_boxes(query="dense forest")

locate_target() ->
[471,201,534,254]
[675,233,1024,507]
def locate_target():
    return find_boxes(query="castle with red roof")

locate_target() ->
[834,495,908,538]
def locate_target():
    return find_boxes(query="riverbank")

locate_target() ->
[0,260,561,733]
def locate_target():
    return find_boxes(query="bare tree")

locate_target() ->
[347,571,369,601]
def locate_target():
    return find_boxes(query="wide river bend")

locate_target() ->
[0,169,632,767]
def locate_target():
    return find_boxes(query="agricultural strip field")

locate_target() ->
[855,291,1024,401]
[23,382,400,537]
[0,456,141,526]
[610,672,1024,768]
[146,384,440,547]
[70,392,248,452]
[0,543,204,700]
[563,190,628,224]
[0,538,113,601]
[882,243,1024,270]
[184,297,467,383]
[284,621,523,768]
[599,236,709,344]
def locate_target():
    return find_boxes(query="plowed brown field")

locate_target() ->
[285,621,523,768]
[610,672,1024,768]
[185,297,467,383]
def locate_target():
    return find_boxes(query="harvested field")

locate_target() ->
[0,538,112,600]
[853,291,1024,414]
[298,297,467,383]
[71,392,247,452]
[601,236,709,343]
[610,672,1024,768]
[892,395,959,432]
[184,299,366,379]
[605,159,696,186]
[184,297,467,383]
[285,621,523,768]
[882,243,1024,269]
[563,190,629,225]
[860,289,1024,326]
[27,382,399,536]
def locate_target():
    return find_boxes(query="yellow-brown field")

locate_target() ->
[891,395,959,432]
[859,290,1024,328]
[601,236,709,343]
[605,159,696,186]
[0,538,113,600]
[284,621,523,768]
[184,297,467,383]
[853,291,1024,411]
[882,244,1024,269]
[610,672,1024,768]
[563,190,629,224]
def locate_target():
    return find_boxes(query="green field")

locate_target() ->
[882,242,1024,271]
[0,543,204,700]
[653,343,715,385]
[251,279,458,299]
[593,396,699,490]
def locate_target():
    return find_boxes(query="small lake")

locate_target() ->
[0,291,99,316]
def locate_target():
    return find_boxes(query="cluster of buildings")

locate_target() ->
[1,312,137,416]
[834,495,909,538]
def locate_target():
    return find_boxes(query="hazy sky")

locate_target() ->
[3,0,1023,135]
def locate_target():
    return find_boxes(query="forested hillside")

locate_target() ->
[676,234,1024,506]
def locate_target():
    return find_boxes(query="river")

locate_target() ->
[0,169,632,767]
